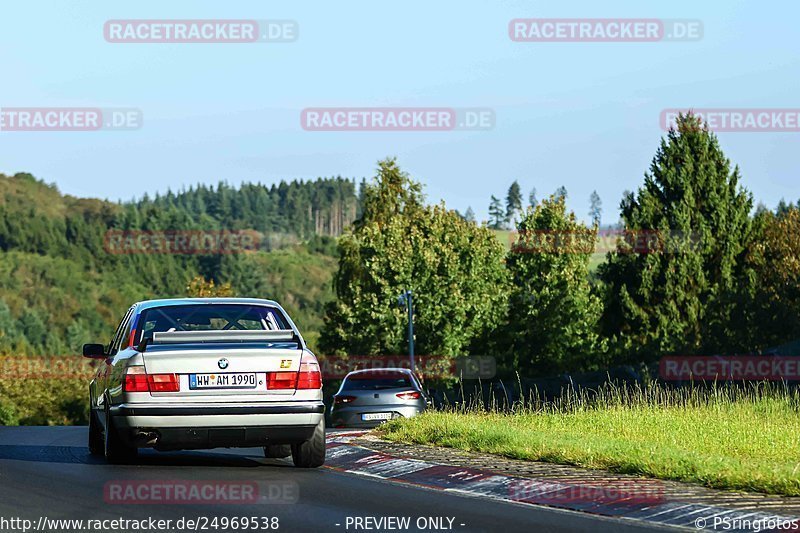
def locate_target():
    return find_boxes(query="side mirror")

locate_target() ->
[83,343,106,359]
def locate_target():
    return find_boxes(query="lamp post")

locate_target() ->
[398,289,415,372]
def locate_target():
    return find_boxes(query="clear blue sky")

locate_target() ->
[0,1,797,223]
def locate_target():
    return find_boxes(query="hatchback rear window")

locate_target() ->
[341,371,413,390]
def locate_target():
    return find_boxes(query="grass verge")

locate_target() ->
[380,383,800,496]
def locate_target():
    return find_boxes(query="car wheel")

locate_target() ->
[88,409,104,456]
[291,420,325,468]
[104,407,138,464]
[263,444,292,459]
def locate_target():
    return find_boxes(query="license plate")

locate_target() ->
[361,412,392,421]
[189,373,257,389]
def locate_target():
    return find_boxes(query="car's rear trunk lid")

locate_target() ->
[141,330,303,401]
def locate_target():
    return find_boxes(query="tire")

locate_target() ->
[291,420,325,468]
[104,407,138,464]
[88,409,104,456]
[263,444,292,459]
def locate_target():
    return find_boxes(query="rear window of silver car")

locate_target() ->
[135,304,290,343]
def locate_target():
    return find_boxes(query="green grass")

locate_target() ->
[588,252,605,274]
[491,229,513,252]
[495,229,608,274]
[380,383,800,496]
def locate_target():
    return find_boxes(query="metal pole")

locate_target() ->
[407,290,415,372]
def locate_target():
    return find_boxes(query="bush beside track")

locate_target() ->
[0,355,90,425]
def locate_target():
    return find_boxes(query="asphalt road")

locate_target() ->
[0,427,674,533]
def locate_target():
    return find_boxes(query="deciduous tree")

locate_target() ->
[505,195,604,375]
[320,159,509,357]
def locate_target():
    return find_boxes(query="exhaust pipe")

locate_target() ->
[134,430,159,446]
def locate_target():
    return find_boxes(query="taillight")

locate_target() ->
[123,366,149,392]
[334,395,356,404]
[266,352,322,390]
[297,359,321,389]
[267,371,297,389]
[123,366,179,392]
[148,373,179,392]
[396,391,421,400]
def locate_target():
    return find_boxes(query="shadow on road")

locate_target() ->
[0,444,290,468]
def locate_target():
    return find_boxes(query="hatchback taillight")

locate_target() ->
[396,391,422,400]
[123,366,178,392]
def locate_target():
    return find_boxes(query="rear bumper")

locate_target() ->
[110,402,324,450]
[330,404,424,428]
[129,425,319,451]
[110,403,325,417]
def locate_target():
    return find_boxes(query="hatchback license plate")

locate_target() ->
[361,412,392,421]
[189,373,257,389]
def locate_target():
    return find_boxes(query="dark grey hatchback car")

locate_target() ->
[329,368,429,428]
